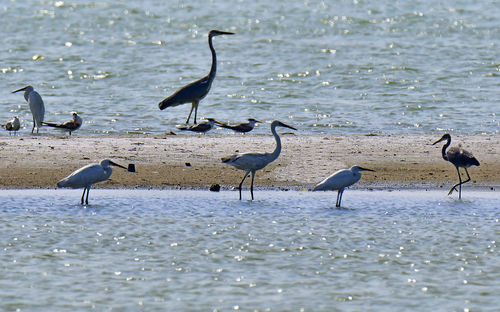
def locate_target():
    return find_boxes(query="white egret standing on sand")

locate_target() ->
[177,118,215,133]
[215,118,263,133]
[57,159,130,205]
[158,30,234,124]
[12,85,45,133]
[43,112,82,135]
[2,116,21,135]
[432,133,480,199]
[222,120,297,200]
[313,166,375,207]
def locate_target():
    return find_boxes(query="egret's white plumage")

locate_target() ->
[313,165,375,207]
[12,86,45,133]
[222,120,297,200]
[43,112,82,135]
[57,159,127,205]
[2,116,21,135]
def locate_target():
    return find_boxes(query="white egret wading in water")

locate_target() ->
[43,112,82,135]
[222,120,297,200]
[158,30,234,124]
[313,166,375,207]
[2,116,20,135]
[12,85,45,133]
[57,159,131,205]
[433,133,480,199]
[215,118,263,133]
[177,118,215,133]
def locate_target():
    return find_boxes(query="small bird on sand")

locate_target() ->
[432,133,480,199]
[2,116,21,135]
[313,165,375,207]
[215,118,263,133]
[177,118,216,133]
[43,112,82,135]
[12,85,45,133]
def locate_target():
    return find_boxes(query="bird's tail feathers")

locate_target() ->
[43,122,64,128]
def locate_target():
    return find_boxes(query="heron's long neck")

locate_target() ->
[269,126,282,162]
[441,137,451,161]
[208,35,217,81]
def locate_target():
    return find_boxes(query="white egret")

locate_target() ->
[2,116,20,135]
[12,85,45,133]
[43,112,82,135]
[176,118,215,133]
[222,120,297,200]
[158,30,234,124]
[313,166,375,207]
[215,118,263,133]
[57,159,130,205]
[432,133,480,199]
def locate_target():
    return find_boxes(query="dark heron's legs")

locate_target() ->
[448,166,472,199]
[186,101,199,124]
[81,187,87,205]
[238,170,251,200]
[250,171,256,200]
[85,187,90,205]
[31,117,35,134]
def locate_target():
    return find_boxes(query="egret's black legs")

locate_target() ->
[238,170,251,200]
[250,171,256,200]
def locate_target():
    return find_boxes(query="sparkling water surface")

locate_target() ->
[1,0,499,135]
[1,189,499,311]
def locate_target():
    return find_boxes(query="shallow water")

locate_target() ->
[1,189,498,311]
[1,0,499,135]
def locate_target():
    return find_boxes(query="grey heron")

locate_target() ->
[2,116,20,135]
[158,30,234,124]
[57,159,132,205]
[222,120,297,200]
[43,112,82,135]
[313,165,375,207]
[433,133,480,199]
[12,85,45,133]
[215,118,263,133]
[177,118,215,133]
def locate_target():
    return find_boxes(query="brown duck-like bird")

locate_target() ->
[433,133,480,199]
[215,118,263,133]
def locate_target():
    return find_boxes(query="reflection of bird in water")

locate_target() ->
[215,118,263,133]
[57,159,130,205]
[158,30,234,124]
[222,120,297,200]
[433,133,480,199]
[43,112,82,135]
[177,118,215,133]
[12,85,45,133]
[313,165,375,207]
[2,116,21,135]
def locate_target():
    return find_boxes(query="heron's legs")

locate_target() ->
[81,187,87,205]
[238,170,251,200]
[448,166,471,199]
[250,170,256,200]
[186,101,199,124]
[336,189,344,207]
[31,117,35,134]
[85,187,90,205]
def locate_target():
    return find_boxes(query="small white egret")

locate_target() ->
[2,116,20,135]
[43,112,82,135]
[222,120,297,200]
[176,118,215,133]
[57,159,129,205]
[158,30,234,124]
[215,118,263,133]
[313,165,375,207]
[12,85,45,133]
[432,133,480,199]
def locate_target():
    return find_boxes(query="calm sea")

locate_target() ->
[0,189,499,311]
[0,0,498,135]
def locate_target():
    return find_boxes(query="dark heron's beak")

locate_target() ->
[12,86,29,93]
[278,121,297,131]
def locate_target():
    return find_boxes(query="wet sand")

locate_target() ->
[0,133,498,191]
